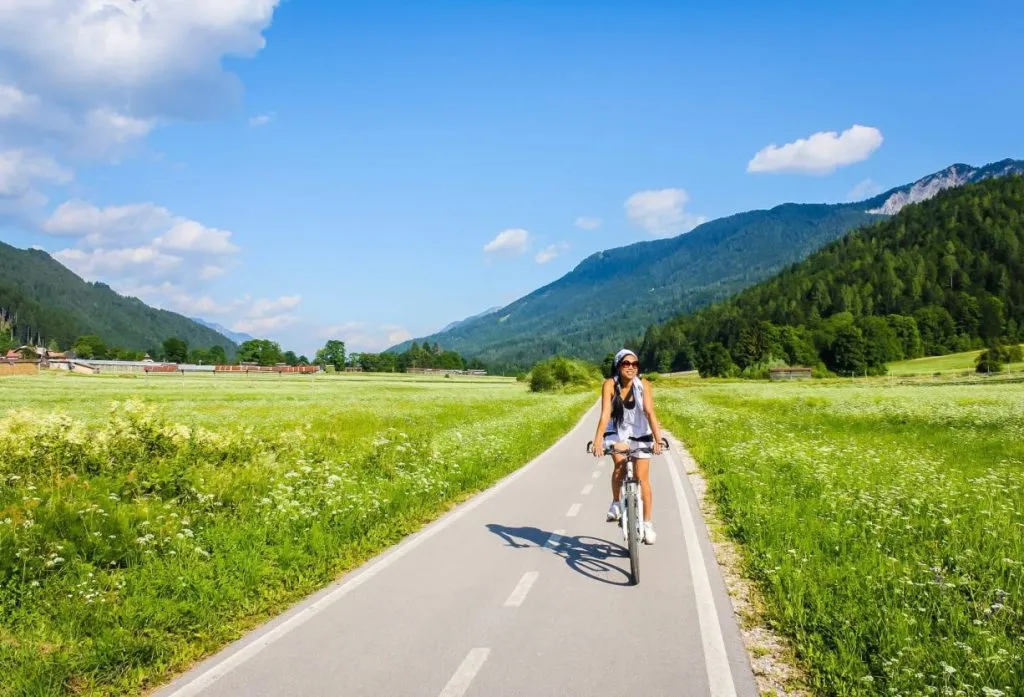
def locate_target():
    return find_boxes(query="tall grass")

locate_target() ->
[0,375,593,696]
[659,382,1023,696]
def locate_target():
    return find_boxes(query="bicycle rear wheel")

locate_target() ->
[625,486,640,585]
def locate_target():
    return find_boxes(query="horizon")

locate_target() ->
[0,1,1021,356]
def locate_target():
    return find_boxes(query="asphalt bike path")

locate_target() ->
[154,404,758,697]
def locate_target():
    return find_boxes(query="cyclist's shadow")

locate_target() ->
[485,524,632,586]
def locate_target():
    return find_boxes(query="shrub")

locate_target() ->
[529,356,602,392]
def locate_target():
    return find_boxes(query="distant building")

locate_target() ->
[769,366,813,381]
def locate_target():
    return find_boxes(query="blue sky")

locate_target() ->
[0,1,1020,356]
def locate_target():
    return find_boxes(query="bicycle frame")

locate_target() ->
[617,449,646,543]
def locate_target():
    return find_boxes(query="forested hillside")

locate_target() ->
[637,176,1024,376]
[395,204,879,369]
[0,242,236,353]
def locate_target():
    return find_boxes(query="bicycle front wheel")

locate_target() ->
[625,486,640,585]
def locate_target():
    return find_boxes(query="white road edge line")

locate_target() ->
[665,443,738,697]
[438,648,490,697]
[503,571,539,607]
[158,407,597,697]
[566,503,581,517]
[581,483,594,495]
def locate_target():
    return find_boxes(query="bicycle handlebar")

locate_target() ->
[585,437,669,456]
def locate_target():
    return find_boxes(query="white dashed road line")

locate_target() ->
[543,529,564,550]
[503,572,539,607]
[581,483,593,495]
[592,470,601,478]
[438,648,490,697]
[566,503,581,517]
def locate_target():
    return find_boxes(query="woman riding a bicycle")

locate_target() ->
[592,348,664,544]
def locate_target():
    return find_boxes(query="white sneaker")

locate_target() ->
[643,522,657,544]
[606,501,621,522]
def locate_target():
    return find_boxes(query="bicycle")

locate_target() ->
[586,437,669,585]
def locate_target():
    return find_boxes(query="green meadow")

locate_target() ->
[657,379,1023,696]
[0,373,593,696]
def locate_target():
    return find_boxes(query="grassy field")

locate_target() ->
[887,346,1024,376]
[0,372,593,696]
[657,379,1023,696]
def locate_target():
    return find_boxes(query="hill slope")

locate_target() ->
[865,158,1024,215]
[638,175,1024,375]
[0,241,237,352]
[396,204,880,368]
[397,159,1024,369]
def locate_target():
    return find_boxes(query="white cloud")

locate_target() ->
[625,188,706,237]
[199,264,227,280]
[847,178,884,201]
[747,125,884,175]
[0,84,38,119]
[316,321,413,352]
[248,113,274,127]
[43,200,171,239]
[535,242,570,264]
[0,1,281,120]
[574,216,601,230]
[232,314,298,335]
[249,295,302,318]
[41,200,239,286]
[483,228,530,256]
[155,219,239,254]
[0,149,72,199]
[54,246,183,278]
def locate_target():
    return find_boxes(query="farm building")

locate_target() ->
[0,359,39,376]
[769,366,813,381]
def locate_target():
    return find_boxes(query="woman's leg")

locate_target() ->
[610,452,627,500]
[635,457,652,521]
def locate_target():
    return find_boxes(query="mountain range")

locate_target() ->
[392,158,1024,369]
[191,318,254,346]
[0,241,238,353]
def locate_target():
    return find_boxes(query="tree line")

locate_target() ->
[633,176,1024,377]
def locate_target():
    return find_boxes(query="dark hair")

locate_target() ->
[611,375,624,427]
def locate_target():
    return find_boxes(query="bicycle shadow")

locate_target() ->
[485,523,632,586]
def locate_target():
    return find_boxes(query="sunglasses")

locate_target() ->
[619,360,640,368]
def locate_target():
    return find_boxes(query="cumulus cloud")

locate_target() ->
[747,125,884,175]
[0,149,72,200]
[625,188,706,237]
[0,0,281,121]
[43,200,171,240]
[231,314,297,335]
[847,178,884,201]
[115,283,302,337]
[574,216,601,230]
[535,242,570,264]
[54,246,183,278]
[483,228,530,256]
[155,219,239,254]
[249,295,302,318]
[316,322,414,352]
[45,199,241,290]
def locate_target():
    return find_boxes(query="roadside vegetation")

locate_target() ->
[658,379,1023,696]
[526,356,603,392]
[0,374,592,696]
